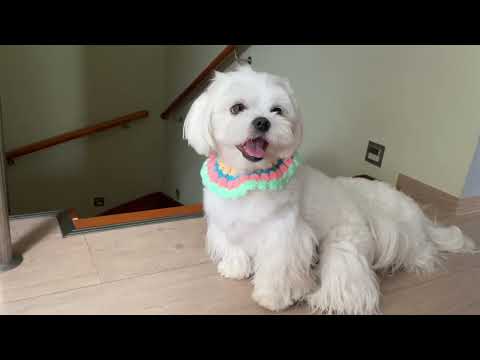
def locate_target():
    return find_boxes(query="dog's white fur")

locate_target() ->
[183,65,476,314]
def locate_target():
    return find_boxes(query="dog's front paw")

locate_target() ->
[252,272,315,312]
[252,288,294,312]
[307,284,380,315]
[217,251,252,280]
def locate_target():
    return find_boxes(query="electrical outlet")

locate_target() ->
[175,189,180,200]
[93,197,104,207]
[365,141,385,167]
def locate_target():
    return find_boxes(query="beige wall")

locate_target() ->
[165,45,226,101]
[3,45,478,215]
[164,45,480,202]
[163,46,226,204]
[0,45,168,216]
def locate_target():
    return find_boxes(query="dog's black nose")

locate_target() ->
[252,117,271,133]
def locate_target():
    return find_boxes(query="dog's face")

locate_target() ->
[183,65,303,171]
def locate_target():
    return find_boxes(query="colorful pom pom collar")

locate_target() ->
[200,153,301,199]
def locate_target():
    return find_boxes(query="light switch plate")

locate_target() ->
[365,141,385,167]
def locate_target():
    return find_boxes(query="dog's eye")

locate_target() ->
[230,103,246,115]
[271,106,283,115]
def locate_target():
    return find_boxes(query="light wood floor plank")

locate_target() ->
[0,263,275,315]
[382,268,480,314]
[2,213,480,314]
[84,218,209,282]
[0,216,100,303]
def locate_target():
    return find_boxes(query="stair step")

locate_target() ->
[98,192,182,216]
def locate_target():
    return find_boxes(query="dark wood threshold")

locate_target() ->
[353,174,376,181]
[57,203,203,237]
[98,192,182,216]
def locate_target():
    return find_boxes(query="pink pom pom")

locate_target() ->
[237,176,248,185]
[218,177,228,187]
[269,171,281,180]
[210,170,219,182]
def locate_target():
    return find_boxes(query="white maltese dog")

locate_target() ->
[183,65,476,314]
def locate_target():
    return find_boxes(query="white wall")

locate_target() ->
[0,45,168,216]
[163,45,480,203]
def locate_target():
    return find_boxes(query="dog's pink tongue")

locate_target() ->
[244,138,267,158]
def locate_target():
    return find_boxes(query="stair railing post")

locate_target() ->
[0,97,22,272]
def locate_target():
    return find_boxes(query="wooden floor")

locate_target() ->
[1,206,479,315]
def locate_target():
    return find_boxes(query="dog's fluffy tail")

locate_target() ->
[346,178,478,273]
[367,210,477,275]
[426,221,476,254]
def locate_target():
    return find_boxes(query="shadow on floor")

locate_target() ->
[13,218,59,254]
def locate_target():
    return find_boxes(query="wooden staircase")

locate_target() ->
[98,192,182,216]
[7,46,245,236]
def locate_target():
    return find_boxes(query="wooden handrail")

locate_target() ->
[6,110,149,163]
[72,203,203,229]
[161,45,249,120]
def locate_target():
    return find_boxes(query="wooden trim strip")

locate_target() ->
[160,45,238,120]
[72,203,203,230]
[397,173,480,219]
[396,173,458,214]
[67,208,80,221]
[6,110,149,162]
[396,173,461,223]
[456,196,480,216]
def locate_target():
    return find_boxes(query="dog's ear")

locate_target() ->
[278,77,304,158]
[231,62,253,72]
[280,77,300,111]
[183,89,215,156]
[213,70,226,79]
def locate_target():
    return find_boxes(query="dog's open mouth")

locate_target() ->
[236,137,269,162]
